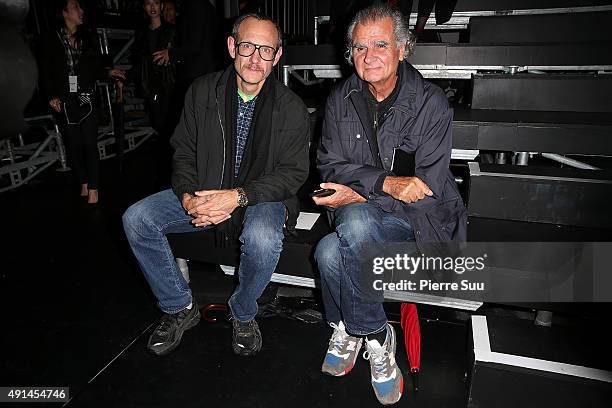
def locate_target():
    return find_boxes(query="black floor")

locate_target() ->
[1,140,473,407]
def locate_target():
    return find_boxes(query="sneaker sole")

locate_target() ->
[375,375,404,406]
[322,338,363,377]
[322,351,360,377]
[232,331,262,357]
[148,309,201,356]
[232,337,262,356]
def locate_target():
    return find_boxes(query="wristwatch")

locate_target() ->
[236,187,248,207]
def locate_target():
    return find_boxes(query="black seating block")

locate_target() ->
[167,210,331,280]
[409,44,447,66]
[468,315,612,408]
[451,106,612,155]
[471,74,612,112]
[447,0,610,12]
[468,217,612,242]
[285,43,612,69]
[469,12,612,44]
[282,44,339,66]
[445,42,612,67]
[468,164,612,228]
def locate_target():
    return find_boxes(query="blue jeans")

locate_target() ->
[314,202,415,336]
[122,189,285,321]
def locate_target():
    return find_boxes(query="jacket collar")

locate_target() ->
[215,65,280,113]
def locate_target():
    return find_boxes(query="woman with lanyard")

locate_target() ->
[40,0,125,204]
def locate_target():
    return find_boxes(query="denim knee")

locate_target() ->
[314,233,341,271]
[122,196,163,241]
[122,201,146,241]
[240,211,284,255]
[335,203,381,243]
[241,228,283,255]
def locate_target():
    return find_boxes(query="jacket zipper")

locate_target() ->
[215,96,226,190]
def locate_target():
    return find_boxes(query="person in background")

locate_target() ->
[39,0,125,204]
[152,0,220,147]
[394,0,458,40]
[162,0,177,24]
[152,0,219,91]
[133,0,176,137]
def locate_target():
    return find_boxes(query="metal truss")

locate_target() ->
[0,115,68,193]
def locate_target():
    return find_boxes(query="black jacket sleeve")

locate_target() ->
[170,83,199,199]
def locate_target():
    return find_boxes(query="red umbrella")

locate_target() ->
[400,302,421,391]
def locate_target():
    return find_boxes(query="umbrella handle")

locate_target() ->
[114,79,124,104]
[411,368,420,392]
[201,303,228,323]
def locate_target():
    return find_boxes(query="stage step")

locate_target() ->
[468,315,612,408]
[469,11,612,43]
[451,107,612,155]
[471,73,612,112]
[467,162,612,228]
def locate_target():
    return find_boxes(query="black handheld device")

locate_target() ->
[309,188,336,198]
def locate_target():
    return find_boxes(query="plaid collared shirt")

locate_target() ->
[57,28,82,76]
[235,93,257,177]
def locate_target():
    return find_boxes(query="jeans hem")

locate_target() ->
[346,320,388,337]
[159,295,193,314]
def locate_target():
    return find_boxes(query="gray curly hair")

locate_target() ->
[345,4,415,65]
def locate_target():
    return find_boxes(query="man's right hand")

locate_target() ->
[49,98,61,113]
[383,176,433,203]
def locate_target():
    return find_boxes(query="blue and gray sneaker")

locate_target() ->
[363,324,404,405]
[321,321,363,376]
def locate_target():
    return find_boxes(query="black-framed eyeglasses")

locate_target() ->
[235,41,277,61]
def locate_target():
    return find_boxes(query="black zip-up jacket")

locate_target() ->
[170,66,311,231]
[169,0,219,85]
[318,61,467,249]
[38,29,107,102]
[132,21,176,98]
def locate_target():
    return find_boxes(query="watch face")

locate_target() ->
[237,189,248,207]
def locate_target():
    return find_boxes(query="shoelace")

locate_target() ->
[156,314,176,336]
[157,309,190,336]
[328,323,349,352]
[233,319,255,336]
[363,347,390,378]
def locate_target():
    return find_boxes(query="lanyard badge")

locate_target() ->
[69,75,78,93]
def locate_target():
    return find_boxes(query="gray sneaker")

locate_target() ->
[363,324,404,405]
[322,321,363,377]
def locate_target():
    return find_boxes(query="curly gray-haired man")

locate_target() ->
[313,4,467,405]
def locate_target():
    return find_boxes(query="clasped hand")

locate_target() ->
[182,189,239,227]
[383,176,433,203]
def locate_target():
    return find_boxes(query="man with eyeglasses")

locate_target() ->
[312,4,466,405]
[123,13,310,357]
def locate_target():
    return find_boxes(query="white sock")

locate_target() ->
[185,302,193,310]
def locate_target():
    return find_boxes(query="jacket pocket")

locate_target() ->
[338,121,365,162]
[424,197,468,243]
